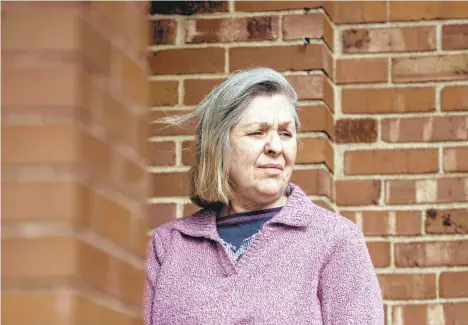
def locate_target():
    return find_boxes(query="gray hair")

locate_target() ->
[157,67,299,209]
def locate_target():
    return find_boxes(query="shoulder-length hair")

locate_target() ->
[156,67,300,210]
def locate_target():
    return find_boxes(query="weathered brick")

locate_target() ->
[381,116,468,143]
[443,24,468,50]
[150,80,179,106]
[342,87,435,114]
[149,48,225,75]
[151,19,177,45]
[396,211,423,236]
[282,13,323,41]
[235,1,322,12]
[378,274,436,300]
[286,74,324,100]
[335,180,380,206]
[444,147,468,172]
[395,240,468,267]
[296,137,334,171]
[120,53,149,105]
[184,78,224,105]
[150,110,197,136]
[322,15,334,51]
[336,58,388,84]
[343,27,436,53]
[445,303,468,324]
[335,118,377,143]
[183,203,201,216]
[148,141,176,166]
[392,54,468,83]
[392,304,444,325]
[297,105,334,138]
[360,210,422,236]
[290,169,332,198]
[229,44,324,72]
[186,16,279,43]
[441,85,468,111]
[367,241,391,267]
[425,209,468,234]
[345,149,438,175]
[324,1,387,24]
[386,177,468,205]
[151,1,227,15]
[151,172,191,197]
[390,1,468,21]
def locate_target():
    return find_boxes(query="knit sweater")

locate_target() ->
[145,183,384,325]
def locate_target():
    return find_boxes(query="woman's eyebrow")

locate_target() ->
[242,121,294,128]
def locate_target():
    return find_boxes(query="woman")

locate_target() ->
[146,68,384,325]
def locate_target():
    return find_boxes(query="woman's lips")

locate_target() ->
[259,164,283,170]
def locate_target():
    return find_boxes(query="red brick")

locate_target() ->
[342,87,435,114]
[441,85,468,111]
[151,172,190,197]
[438,177,468,203]
[322,76,334,110]
[339,211,357,224]
[325,1,387,24]
[313,199,335,212]
[367,241,391,267]
[322,15,334,51]
[290,169,332,198]
[297,105,334,138]
[335,118,377,143]
[235,1,322,12]
[382,116,468,143]
[335,180,380,206]
[149,48,225,75]
[444,147,468,172]
[183,203,201,216]
[443,24,468,50]
[2,63,82,108]
[392,304,442,325]
[150,80,179,106]
[151,19,176,45]
[445,303,468,324]
[345,149,438,175]
[396,211,423,236]
[150,110,197,136]
[181,140,195,166]
[378,274,436,300]
[184,78,224,105]
[286,74,324,100]
[147,203,176,228]
[282,13,323,41]
[148,141,176,166]
[120,53,149,106]
[2,124,78,164]
[343,26,436,53]
[336,58,388,84]
[362,211,390,236]
[392,54,468,83]
[296,137,334,171]
[386,177,468,205]
[425,209,468,234]
[229,44,324,72]
[186,16,279,43]
[395,240,468,267]
[440,271,468,298]
[390,1,468,21]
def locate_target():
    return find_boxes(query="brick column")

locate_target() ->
[2,2,150,324]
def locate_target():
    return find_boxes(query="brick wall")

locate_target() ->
[2,2,150,324]
[149,1,468,324]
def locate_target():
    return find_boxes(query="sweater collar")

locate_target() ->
[173,183,319,241]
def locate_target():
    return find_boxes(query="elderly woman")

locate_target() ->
[145,68,384,325]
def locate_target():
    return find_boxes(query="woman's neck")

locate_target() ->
[219,194,286,217]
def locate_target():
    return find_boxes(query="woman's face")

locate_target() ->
[228,94,297,204]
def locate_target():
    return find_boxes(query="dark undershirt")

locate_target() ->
[216,207,283,251]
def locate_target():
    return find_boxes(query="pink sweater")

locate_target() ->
[145,183,384,325]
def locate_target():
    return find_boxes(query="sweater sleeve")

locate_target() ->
[318,223,384,325]
[144,231,164,325]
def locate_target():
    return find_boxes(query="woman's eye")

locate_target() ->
[280,132,292,137]
[248,131,263,136]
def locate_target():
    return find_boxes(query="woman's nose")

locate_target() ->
[265,132,282,155]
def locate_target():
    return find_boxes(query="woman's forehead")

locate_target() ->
[239,94,295,123]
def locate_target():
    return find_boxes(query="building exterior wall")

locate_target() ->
[2,2,150,324]
[149,2,468,325]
